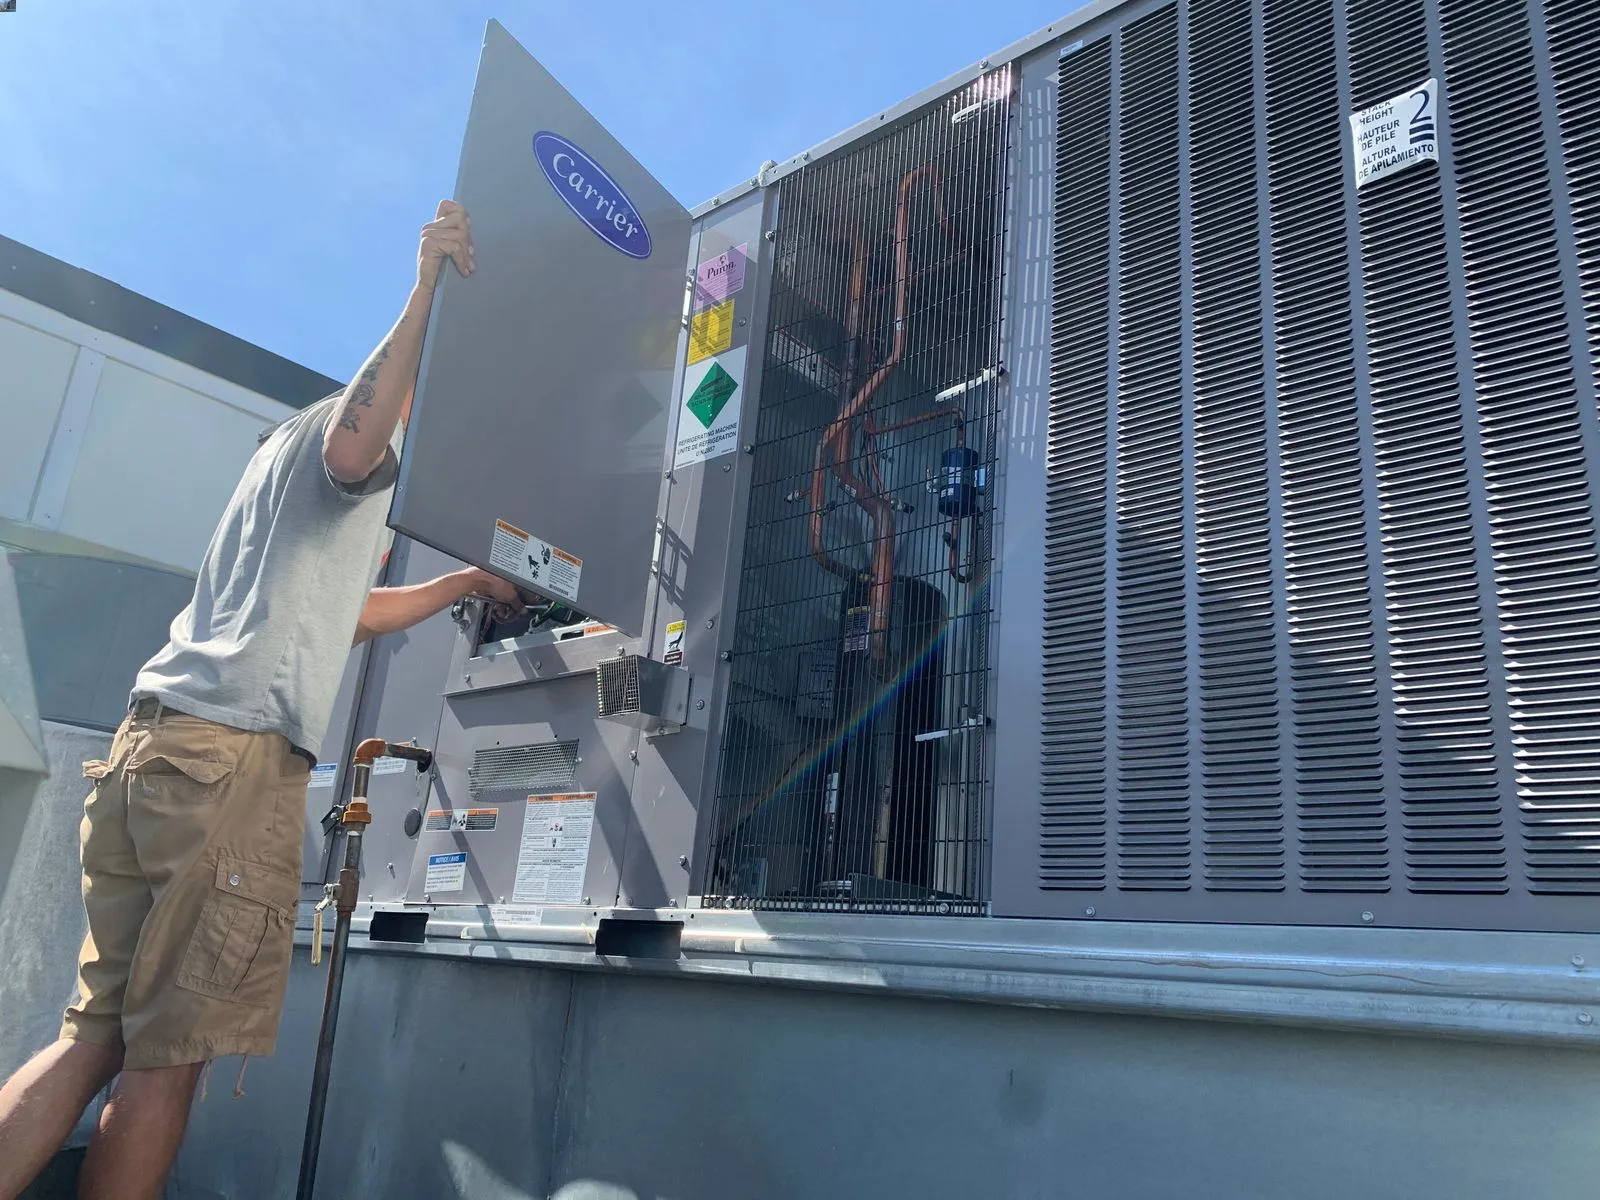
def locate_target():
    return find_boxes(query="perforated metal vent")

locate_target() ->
[596,656,642,718]
[1036,0,1600,930]
[1448,0,1600,895]
[469,741,579,796]
[1040,39,1112,892]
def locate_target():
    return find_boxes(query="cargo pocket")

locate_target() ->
[177,856,299,1005]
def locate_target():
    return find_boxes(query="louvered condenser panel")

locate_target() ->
[1028,0,1600,931]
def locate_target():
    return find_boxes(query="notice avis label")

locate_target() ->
[1349,78,1439,190]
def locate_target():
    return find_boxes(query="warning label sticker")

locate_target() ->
[1350,78,1439,190]
[307,763,338,790]
[425,852,467,894]
[673,349,744,469]
[488,518,582,603]
[513,793,596,906]
[663,619,686,666]
[695,243,748,310]
[688,297,735,365]
[424,808,499,833]
[371,756,408,777]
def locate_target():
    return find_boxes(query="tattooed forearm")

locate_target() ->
[358,336,394,385]
[323,283,433,483]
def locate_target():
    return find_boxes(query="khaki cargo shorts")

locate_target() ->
[60,702,311,1070]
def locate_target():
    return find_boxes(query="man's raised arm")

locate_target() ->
[323,200,475,483]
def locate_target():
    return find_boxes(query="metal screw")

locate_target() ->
[1361,911,1375,924]
[498,896,505,903]
[668,899,679,908]
[764,231,775,242]
[582,897,591,906]
[1575,955,1586,968]
[706,618,716,629]
[1084,906,1096,917]
[463,673,472,685]
[533,660,542,671]
[1580,1012,1594,1026]
[678,855,690,868]
[629,750,639,763]
[980,58,991,68]
[696,699,706,710]
[744,443,755,454]
[722,463,731,473]
[802,152,810,161]
[666,470,674,482]
[720,650,732,662]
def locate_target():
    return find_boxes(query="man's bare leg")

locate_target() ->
[0,1039,121,1200]
[76,1063,205,1200]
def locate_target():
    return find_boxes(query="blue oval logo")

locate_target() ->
[532,131,652,260]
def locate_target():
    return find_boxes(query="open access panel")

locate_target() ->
[389,19,691,638]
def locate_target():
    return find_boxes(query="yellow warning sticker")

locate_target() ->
[688,298,735,365]
[663,619,686,666]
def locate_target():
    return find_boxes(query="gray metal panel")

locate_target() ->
[1012,0,1600,930]
[988,50,1057,921]
[9,552,193,733]
[171,945,1600,1200]
[391,20,691,637]
[419,656,641,910]
[626,188,775,909]
[302,538,465,900]
[172,953,569,1200]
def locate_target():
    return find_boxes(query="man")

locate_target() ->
[0,200,520,1198]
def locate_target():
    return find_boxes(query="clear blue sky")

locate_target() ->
[1,1,1074,382]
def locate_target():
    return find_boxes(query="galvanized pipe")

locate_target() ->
[296,738,431,1200]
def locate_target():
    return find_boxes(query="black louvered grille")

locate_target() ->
[1041,39,1113,891]
[1034,0,1600,927]
[1190,0,1284,891]
[1546,0,1600,416]
[1349,0,1506,893]
[1447,0,1600,895]
[706,71,1012,913]
[1265,0,1389,892]
[1115,6,1191,890]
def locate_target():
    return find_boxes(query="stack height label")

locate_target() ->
[1350,78,1439,190]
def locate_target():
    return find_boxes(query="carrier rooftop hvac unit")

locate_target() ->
[337,2,1600,935]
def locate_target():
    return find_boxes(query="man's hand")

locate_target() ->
[456,568,527,623]
[326,199,473,480]
[418,201,474,293]
[352,567,526,647]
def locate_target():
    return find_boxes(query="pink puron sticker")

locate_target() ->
[695,243,747,310]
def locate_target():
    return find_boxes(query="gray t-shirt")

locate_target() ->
[133,395,404,758]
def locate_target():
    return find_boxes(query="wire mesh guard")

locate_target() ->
[704,72,1014,913]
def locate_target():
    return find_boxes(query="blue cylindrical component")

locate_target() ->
[938,446,979,518]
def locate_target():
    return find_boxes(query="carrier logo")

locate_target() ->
[533,131,651,260]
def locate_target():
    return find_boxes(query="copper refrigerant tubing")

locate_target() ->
[807,165,963,665]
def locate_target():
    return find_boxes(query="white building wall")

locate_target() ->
[0,287,299,574]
